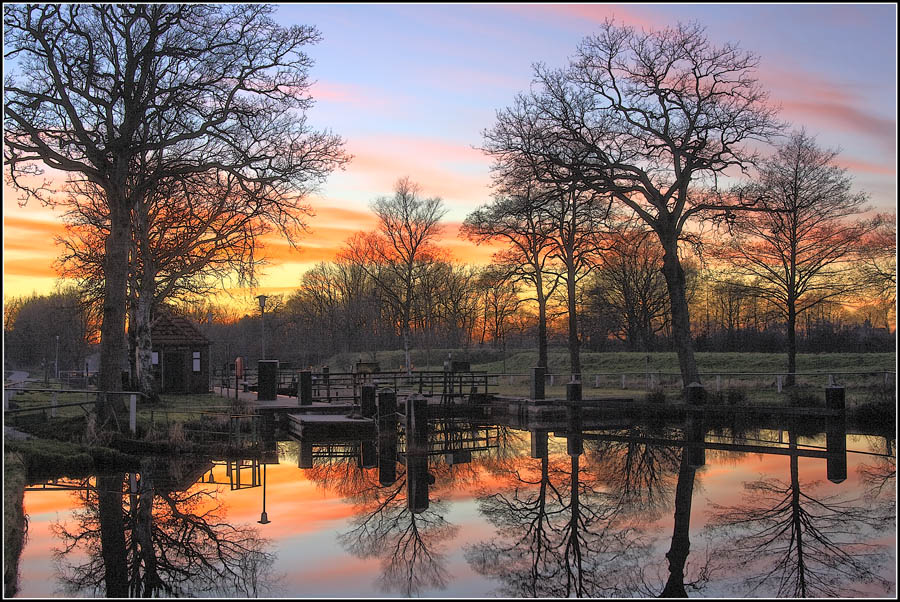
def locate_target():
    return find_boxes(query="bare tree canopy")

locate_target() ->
[462,183,560,368]
[483,19,782,387]
[712,130,868,383]
[4,4,348,413]
[341,177,447,374]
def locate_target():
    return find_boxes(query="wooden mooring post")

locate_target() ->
[298,371,312,406]
[360,385,376,418]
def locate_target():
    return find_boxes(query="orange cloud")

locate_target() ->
[3,258,61,279]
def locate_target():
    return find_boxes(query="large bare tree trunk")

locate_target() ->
[566,269,581,382]
[660,238,700,387]
[98,202,130,427]
[134,295,158,402]
[537,290,548,369]
[786,303,797,388]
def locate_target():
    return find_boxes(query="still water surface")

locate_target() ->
[13,421,897,598]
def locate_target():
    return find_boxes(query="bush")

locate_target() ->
[788,388,821,407]
[645,389,666,404]
[718,387,746,405]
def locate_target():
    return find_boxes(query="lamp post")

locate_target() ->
[256,295,268,360]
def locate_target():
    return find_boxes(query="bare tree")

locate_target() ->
[586,221,671,352]
[53,467,277,597]
[704,430,891,597]
[483,20,782,388]
[5,5,347,423]
[462,181,560,368]
[856,213,897,329]
[341,177,447,374]
[714,131,868,385]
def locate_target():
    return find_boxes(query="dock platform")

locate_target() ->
[287,413,376,439]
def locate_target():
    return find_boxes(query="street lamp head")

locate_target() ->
[256,294,268,312]
[258,511,270,524]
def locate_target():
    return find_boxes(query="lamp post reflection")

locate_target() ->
[258,462,271,525]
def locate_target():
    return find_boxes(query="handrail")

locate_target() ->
[4,387,150,398]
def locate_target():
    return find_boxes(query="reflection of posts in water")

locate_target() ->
[405,395,431,512]
[299,439,314,469]
[826,415,847,484]
[360,440,377,469]
[566,405,583,457]
[406,395,428,453]
[259,409,276,445]
[379,429,399,486]
[530,429,549,459]
[407,453,430,513]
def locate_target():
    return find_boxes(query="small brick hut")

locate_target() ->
[151,313,210,394]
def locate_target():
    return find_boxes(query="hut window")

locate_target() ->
[151,352,159,365]
[192,351,201,372]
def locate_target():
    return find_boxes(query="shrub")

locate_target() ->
[788,388,821,407]
[645,389,666,404]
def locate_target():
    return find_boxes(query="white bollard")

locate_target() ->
[777,375,783,393]
[621,374,626,389]
[550,374,555,387]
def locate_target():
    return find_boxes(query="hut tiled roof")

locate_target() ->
[151,313,209,346]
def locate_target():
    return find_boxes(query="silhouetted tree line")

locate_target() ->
[5,11,896,388]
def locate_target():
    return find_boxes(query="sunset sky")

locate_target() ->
[3,3,896,312]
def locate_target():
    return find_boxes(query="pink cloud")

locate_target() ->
[504,4,660,30]
[780,99,895,145]
[340,135,492,204]
[835,158,896,177]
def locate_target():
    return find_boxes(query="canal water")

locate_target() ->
[11,419,897,598]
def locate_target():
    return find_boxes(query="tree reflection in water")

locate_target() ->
[858,435,896,507]
[466,425,658,597]
[304,440,459,596]
[52,459,277,597]
[704,429,893,598]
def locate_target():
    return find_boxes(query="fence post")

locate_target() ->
[129,394,137,434]
[621,374,626,390]
[52,390,58,418]
[716,375,721,393]
[777,375,783,393]
[828,373,834,386]
[550,374,555,387]
[531,367,546,401]
[825,386,845,411]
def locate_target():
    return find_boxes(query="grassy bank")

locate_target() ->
[4,453,27,598]
[322,348,895,375]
